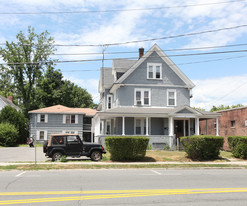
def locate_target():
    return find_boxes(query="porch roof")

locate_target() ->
[96,106,220,118]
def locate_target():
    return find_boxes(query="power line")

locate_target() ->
[0,0,244,15]
[52,43,247,56]
[2,49,247,66]
[1,24,247,47]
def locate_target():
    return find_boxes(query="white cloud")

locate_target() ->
[191,74,247,110]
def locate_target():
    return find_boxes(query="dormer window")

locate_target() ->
[147,63,162,80]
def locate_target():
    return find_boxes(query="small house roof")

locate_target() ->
[29,105,96,116]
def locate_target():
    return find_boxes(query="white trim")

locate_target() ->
[36,130,47,140]
[63,115,66,124]
[75,115,78,124]
[45,114,48,123]
[147,63,162,80]
[167,89,177,106]
[37,114,41,123]
[134,88,151,106]
[106,120,111,135]
[134,118,147,135]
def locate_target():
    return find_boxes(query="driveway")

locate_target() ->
[0,147,47,162]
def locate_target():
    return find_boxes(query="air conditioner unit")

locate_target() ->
[136,100,142,106]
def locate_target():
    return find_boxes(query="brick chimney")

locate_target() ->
[139,47,144,59]
[7,96,13,102]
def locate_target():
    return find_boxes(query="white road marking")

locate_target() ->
[16,171,26,177]
[151,170,162,175]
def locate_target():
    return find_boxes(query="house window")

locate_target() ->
[39,131,44,140]
[107,95,113,109]
[147,63,162,80]
[231,120,236,128]
[106,120,111,134]
[135,118,147,135]
[37,114,48,123]
[135,89,151,106]
[167,90,176,106]
[63,115,78,124]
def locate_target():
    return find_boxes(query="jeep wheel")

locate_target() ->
[52,152,63,162]
[90,151,102,161]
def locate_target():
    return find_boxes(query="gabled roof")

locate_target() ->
[115,44,195,88]
[112,59,137,73]
[0,95,20,111]
[29,105,96,116]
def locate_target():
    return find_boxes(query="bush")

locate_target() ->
[105,136,149,161]
[0,123,18,147]
[228,136,247,159]
[0,106,29,144]
[181,135,224,160]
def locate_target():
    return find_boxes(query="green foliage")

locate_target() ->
[181,135,224,160]
[60,156,68,162]
[163,144,170,151]
[0,122,18,147]
[0,26,56,115]
[210,104,244,112]
[228,136,247,159]
[0,106,28,144]
[105,136,150,161]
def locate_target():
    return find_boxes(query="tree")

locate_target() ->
[210,104,244,112]
[0,27,55,115]
[0,106,29,144]
[33,67,96,109]
[0,123,18,147]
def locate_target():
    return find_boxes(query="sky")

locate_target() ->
[0,0,247,111]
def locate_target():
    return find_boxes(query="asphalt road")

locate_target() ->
[1,169,247,205]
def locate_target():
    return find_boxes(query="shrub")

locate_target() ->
[0,106,29,144]
[181,135,224,160]
[0,123,18,147]
[228,136,247,159]
[105,136,149,161]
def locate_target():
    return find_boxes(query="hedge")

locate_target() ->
[181,135,224,160]
[0,122,18,147]
[228,136,247,159]
[105,136,149,161]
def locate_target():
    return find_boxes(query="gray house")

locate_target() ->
[0,95,20,111]
[29,105,96,142]
[94,44,220,149]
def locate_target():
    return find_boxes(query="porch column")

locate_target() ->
[216,117,219,136]
[183,120,186,136]
[122,116,125,135]
[146,117,149,136]
[188,119,191,136]
[168,116,174,136]
[195,117,200,135]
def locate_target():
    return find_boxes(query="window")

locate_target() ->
[39,131,44,140]
[36,130,47,140]
[107,95,113,109]
[135,89,151,106]
[231,120,236,128]
[106,120,111,134]
[135,118,147,135]
[37,114,48,123]
[167,90,176,106]
[147,63,162,80]
[63,115,78,124]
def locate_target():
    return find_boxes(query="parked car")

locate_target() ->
[43,134,106,161]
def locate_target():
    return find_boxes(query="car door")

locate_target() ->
[66,135,82,156]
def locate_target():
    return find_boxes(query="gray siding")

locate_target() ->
[150,118,164,135]
[29,113,83,140]
[117,86,190,107]
[123,51,186,86]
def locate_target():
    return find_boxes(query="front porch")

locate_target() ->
[93,107,221,150]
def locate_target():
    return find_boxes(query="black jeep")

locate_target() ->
[43,134,106,161]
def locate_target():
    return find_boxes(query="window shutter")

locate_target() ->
[63,115,66,124]
[44,131,48,140]
[75,115,78,124]
[36,130,40,140]
[37,114,40,123]
[45,114,48,123]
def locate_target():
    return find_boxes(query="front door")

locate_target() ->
[174,120,184,138]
